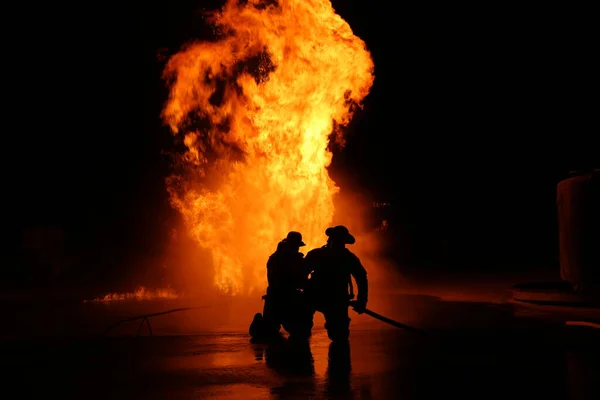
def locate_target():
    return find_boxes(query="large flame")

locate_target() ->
[162,0,374,295]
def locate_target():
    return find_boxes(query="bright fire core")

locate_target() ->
[162,0,374,295]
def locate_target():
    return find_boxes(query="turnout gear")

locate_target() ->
[304,226,368,342]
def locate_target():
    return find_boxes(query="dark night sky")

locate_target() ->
[5,1,597,283]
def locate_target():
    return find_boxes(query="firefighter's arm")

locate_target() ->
[303,250,318,276]
[300,250,318,290]
[350,257,368,313]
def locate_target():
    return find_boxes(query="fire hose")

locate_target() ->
[100,300,426,337]
[349,300,426,334]
[102,306,212,336]
[100,301,596,338]
[257,293,426,334]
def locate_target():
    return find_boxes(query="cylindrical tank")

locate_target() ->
[557,169,600,291]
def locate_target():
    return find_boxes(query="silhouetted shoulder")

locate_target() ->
[304,247,327,269]
[344,249,366,273]
[306,247,326,258]
[343,248,361,262]
[275,241,286,252]
[266,253,276,268]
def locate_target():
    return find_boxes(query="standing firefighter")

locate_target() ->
[250,231,309,340]
[304,225,368,342]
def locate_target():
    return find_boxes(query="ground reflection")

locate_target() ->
[11,293,588,399]
[250,333,371,399]
[325,340,352,397]
[252,336,317,399]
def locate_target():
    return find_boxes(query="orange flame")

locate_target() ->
[162,0,374,295]
[84,286,178,303]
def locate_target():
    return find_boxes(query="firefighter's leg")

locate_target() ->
[323,305,351,342]
[298,306,316,339]
[282,298,314,340]
[328,339,351,373]
[262,297,282,335]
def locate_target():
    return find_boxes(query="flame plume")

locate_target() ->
[162,0,374,295]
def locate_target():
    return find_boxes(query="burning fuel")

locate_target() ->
[162,0,374,295]
[84,286,178,304]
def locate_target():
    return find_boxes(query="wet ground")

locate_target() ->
[2,289,600,399]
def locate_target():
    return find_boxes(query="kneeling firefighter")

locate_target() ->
[250,231,310,339]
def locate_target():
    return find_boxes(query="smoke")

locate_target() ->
[331,183,407,295]
[160,216,215,296]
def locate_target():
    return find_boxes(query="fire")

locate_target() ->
[162,0,374,295]
[84,287,178,303]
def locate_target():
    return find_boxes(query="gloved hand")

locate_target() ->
[350,299,367,314]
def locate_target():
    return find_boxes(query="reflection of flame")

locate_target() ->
[162,0,374,295]
[84,287,178,303]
